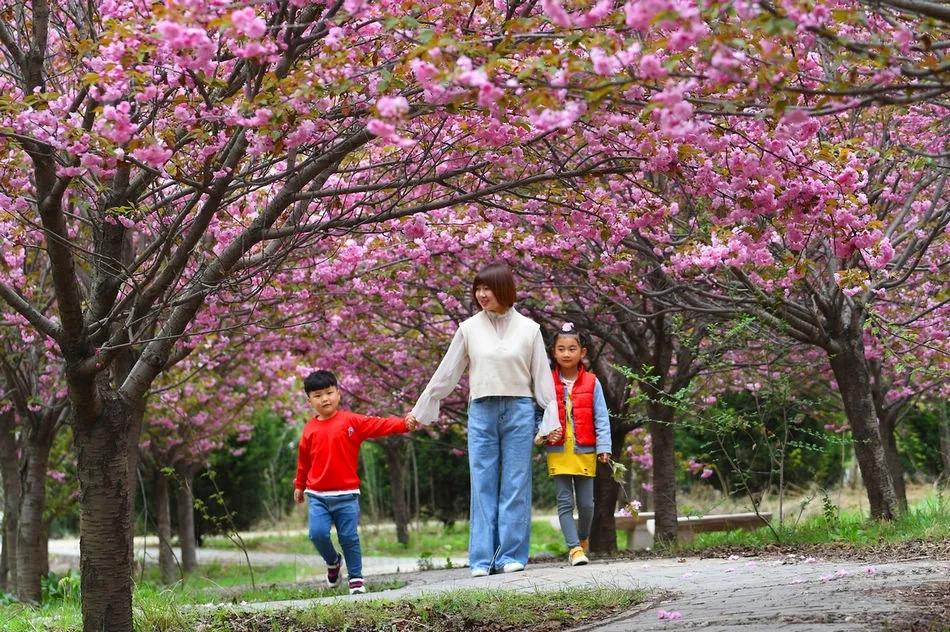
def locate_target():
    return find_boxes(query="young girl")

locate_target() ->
[540,322,612,566]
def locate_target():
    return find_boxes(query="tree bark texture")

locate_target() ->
[827,339,899,520]
[75,395,143,632]
[589,460,619,553]
[877,412,908,511]
[0,409,19,593]
[15,428,53,602]
[174,465,198,573]
[154,472,178,584]
[381,439,410,546]
[588,357,634,553]
[648,402,678,546]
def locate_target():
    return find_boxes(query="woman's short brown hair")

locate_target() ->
[472,261,517,309]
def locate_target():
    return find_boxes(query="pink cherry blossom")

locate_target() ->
[231,7,267,39]
[132,143,173,168]
[376,96,410,118]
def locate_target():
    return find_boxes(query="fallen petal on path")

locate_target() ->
[657,609,684,620]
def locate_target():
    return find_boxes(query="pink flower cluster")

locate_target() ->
[542,0,612,28]
[686,458,714,479]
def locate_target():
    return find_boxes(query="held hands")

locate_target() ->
[597,453,611,464]
[405,413,420,431]
[293,488,304,504]
[534,428,563,445]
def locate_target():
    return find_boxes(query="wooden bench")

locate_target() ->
[614,511,772,550]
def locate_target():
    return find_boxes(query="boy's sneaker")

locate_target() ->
[471,568,490,577]
[348,578,367,595]
[569,546,589,566]
[326,556,342,587]
[501,562,524,573]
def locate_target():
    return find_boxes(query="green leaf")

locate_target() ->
[608,459,628,483]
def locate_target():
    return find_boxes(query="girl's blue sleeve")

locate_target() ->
[593,378,612,454]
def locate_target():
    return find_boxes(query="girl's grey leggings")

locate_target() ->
[554,474,595,548]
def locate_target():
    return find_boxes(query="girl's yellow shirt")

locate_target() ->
[546,393,596,477]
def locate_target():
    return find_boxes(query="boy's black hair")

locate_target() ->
[303,370,338,394]
[552,322,591,349]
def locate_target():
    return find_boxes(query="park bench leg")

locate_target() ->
[631,523,653,550]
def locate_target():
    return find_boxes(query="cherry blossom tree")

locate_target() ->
[0,2,642,627]
[519,0,949,520]
[1,2,945,628]
[0,322,69,600]
[142,321,298,582]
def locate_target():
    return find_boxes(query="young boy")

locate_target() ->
[294,370,417,594]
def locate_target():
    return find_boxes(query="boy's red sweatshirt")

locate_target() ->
[294,409,408,494]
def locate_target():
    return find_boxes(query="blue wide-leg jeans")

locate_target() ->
[307,493,362,578]
[467,396,535,572]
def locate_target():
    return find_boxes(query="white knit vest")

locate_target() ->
[460,310,539,400]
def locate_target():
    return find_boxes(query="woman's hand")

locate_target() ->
[597,453,611,463]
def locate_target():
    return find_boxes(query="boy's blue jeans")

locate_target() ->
[467,396,535,572]
[307,493,362,578]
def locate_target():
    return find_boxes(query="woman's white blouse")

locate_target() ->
[412,308,560,435]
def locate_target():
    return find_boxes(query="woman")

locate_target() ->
[409,261,559,576]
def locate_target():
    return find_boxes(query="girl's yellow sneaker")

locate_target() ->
[569,546,589,566]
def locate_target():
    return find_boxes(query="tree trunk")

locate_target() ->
[588,363,630,554]
[827,339,899,520]
[75,395,143,632]
[0,511,12,594]
[589,460,619,553]
[878,412,907,511]
[175,465,198,573]
[16,431,53,602]
[939,402,950,481]
[648,402,678,547]
[38,520,49,580]
[381,439,410,546]
[154,472,178,584]
[0,410,19,593]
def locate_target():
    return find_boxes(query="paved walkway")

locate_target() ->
[48,537,466,576]
[213,554,948,631]
[49,534,948,629]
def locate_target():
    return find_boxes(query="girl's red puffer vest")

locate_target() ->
[550,366,596,448]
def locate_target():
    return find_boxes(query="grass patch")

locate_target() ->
[2,585,645,632]
[136,562,404,604]
[0,566,404,631]
[197,586,646,632]
[674,493,950,552]
[201,519,568,560]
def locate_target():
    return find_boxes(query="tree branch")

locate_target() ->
[0,282,61,341]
